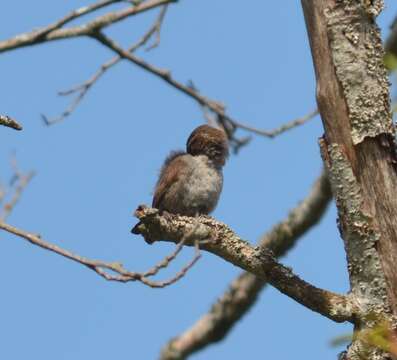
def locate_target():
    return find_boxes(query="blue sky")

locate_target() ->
[1,1,397,359]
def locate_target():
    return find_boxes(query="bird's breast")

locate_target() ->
[181,155,223,214]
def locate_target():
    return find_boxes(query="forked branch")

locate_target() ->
[0,220,201,288]
[0,0,176,53]
[42,5,169,125]
[133,206,356,323]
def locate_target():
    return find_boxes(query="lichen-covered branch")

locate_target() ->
[133,206,356,324]
[160,169,332,360]
[302,0,397,358]
[320,141,389,313]
[0,115,22,130]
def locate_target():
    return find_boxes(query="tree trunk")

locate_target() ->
[302,1,397,359]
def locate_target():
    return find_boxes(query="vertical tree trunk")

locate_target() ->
[302,1,397,359]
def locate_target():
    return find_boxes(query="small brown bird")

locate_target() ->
[132,125,228,233]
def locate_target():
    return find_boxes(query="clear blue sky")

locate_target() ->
[1,1,397,359]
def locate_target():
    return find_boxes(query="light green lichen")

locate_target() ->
[326,144,392,359]
[327,145,388,311]
[325,1,393,144]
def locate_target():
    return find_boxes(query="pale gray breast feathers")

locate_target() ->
[157,154,223,216]
[183,155,223,214]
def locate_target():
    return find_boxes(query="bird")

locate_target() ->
[131,124,229,234]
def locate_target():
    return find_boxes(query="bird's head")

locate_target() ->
[186,125,229,167]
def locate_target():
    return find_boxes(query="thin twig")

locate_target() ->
[0,220,201,288]
[0,0,176,53]
[0,115,22,130]
[92,31,226,113]
[2,1,313,140]
[231,109,319,138]
[0,171,35,221]
[0,181,6,204]
[42,5,169,125]
[33,0,127,40]
[91,31,315,146]
[0,155,35,220]
[143,232,188,278]
[145,4,168,51]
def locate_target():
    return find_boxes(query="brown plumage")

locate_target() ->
[151,151,187,210]
[186,125,229,167]
[132,125,228,233]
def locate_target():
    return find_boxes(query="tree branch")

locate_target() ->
[0,220,202,288]
[133,206,356,324]
[302,1,396,358]
[0,155,34,220]
[159,169,333,360]
[0,0,175,53]
[229,109,319,138]
[29,0,127,39]
[42,5,169,125]
[1,2,315,141]
[92,31,315,144]
[0,115,22,130]
[0,171,35,221]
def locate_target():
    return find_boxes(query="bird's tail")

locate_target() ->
[131,221,142,234]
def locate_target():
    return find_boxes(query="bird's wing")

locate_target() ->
[152,151,187,210]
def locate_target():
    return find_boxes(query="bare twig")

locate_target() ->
[0,155,35,220]
[143,219,200,278]
[42,5,169,125]
[32,0,128,39]
[231,109,319,138]
[0,0,176,53]
[2,2,314,140]
[92,31,315,144]
[0,220,201,288]
[0,115,22,130]
[0,182,5,204]
[145,4,168,51]
[159,169,332,360]
[0,171,35,221]
[133,206,356,323]
[91,32,228,116]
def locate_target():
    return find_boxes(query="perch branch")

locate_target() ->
[133,206,357,323]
